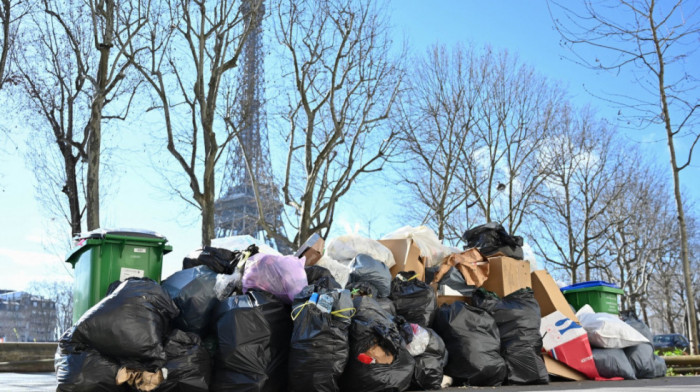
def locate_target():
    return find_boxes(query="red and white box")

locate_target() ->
[541,311,600,379]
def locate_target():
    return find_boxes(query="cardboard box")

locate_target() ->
[481,256,531,297]
[540,311,599,380]
[378,239,425,281]
[295,233,324,266]
[430,282,469,307]
[532,270,579,323]
[543,355,586,381]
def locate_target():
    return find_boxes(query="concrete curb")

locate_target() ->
[0,343,57,372]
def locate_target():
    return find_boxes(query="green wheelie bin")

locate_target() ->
[65,228,172,323]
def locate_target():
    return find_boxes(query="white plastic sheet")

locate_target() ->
[315,255,350,288]
[325,234,395,268]
[576,305,649,348]
[381,225,458,267]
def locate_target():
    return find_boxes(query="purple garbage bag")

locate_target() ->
[242,253,308,304]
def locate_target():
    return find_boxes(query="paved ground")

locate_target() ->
[1,372,699,391]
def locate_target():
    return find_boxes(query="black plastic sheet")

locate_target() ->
[155,330,211,392]
[461,223,523,259]
[340,296,415,392]
[305,265,342,290]
[473,288,548,385]
[592,348,637,380]
[433,301,506,386]
[390,271,438,327]
[183,245,258,274]
[288,286,353,392]
[211,290,292,392]
[162,266,218,336]
[72,278,179,370]
[347,254,393,298]
[410,327,447,390]
[55,328,126,392]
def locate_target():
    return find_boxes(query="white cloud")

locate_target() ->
[0,247,73,291]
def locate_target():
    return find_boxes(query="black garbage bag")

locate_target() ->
[432,301,506,386]
[305,265,342,289]
[624,343,657,379]
[183,244,258,274]
[162,266,218,336]
[211,290,292,392]
[592,348,637,379]
[154,330,211,392]
[288,286,354,392]
[346,281,396,316]
[55,328,127,392]
[461,222,523,259]
[376,297,397,317]
[652,355,667,377]
[424,266,439,285]
[436,266,475,296]
[72,278,179,370]
[346,281,378,297]
[472,288,548,385]
[407,325,447,390]
[620,310,654,341]
[390,271,437,327]
[340,296,415,392]
[619,312,661,379]
[347,254,393,298]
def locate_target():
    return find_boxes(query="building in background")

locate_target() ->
[0,290,57,342]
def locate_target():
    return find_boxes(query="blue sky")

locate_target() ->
[0,0,698,290]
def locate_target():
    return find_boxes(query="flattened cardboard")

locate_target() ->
[378,238,425,281]
[532,270,580,323]
[430,282,470,307]
[481,256,531,297]
[295,233,325,266]
[435,248,489,287]
[543,354,586,381]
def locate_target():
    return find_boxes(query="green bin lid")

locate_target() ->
[78,228,167,241]
[66,228,171,265]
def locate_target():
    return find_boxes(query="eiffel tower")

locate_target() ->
[214,0,287,251]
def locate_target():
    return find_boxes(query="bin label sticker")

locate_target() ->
[134,248,147,253]
[120,267,145,281]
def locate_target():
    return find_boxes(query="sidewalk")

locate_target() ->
[2,372,699,392]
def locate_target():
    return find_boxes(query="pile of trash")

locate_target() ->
[56,223,666,391]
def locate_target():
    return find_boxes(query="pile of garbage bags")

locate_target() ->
[577,305,667,380]
[56,224,667,391]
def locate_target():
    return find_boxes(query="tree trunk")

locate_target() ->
[86,1,115,231]
[86,112,102,231]
[63,155,82,236]
[0,0,10,89]
[650,6,698,354]
[665,283,675,333]
[201,196,214,247]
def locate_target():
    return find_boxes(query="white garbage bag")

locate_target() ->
[576,305,649,348]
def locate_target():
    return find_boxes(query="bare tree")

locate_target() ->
[646,211,699,335]
[459,47,563,235]
[245,0,403,248]
[394,43,482,241]
[597,162,674,316]
[531,106,625,283]
[549,0,700,354]
[15,0,145,237]
[0,0,31,89]
[124,0,258,246]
